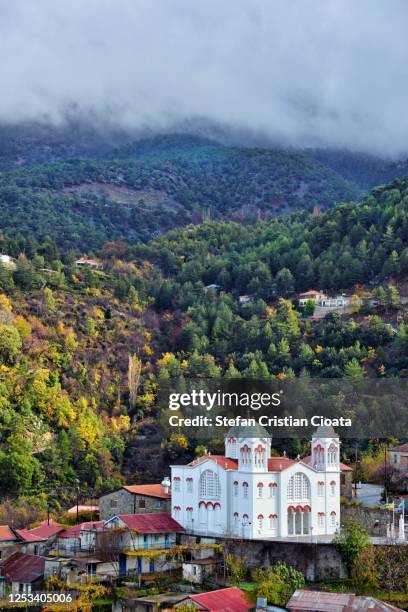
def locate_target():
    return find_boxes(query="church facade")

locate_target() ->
[170,424,341,539]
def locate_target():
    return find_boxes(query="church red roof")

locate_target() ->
[268,456,297,471]
[187,455,238,470]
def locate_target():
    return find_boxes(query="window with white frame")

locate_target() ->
[287,473,310,501]
[318,482,324,496]
[186,508,193,523]
[269,515,277,530]
[269,483,277,498]
[234,513,239,528]
[258,515,263,530]
[318,513,324,527]
[173,506,180,519]
[330,481,336,496]
[331,512,336,526]
[243,483,248,498]
[199,470,221,499]
[233,482,238,497]
[257,483,263,498]
[186,478,193,493]
[173,478,181,492]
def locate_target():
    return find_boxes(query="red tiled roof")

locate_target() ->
[14,529,43,543]
[390,443,408,453]
[116,512,184,533]
[187,455,238,470]
[122,484,171,499]
[0,525,17,542]
[0,552,45,583]
[189,587,252,612]
[268,456,297,471]
[302,456,353,471]
[29,521,64,539]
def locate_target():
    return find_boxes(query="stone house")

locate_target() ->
[99,484,171,521]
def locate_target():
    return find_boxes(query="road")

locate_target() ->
[353,483,383,506]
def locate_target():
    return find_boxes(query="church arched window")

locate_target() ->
[287,473,311,501]
[199,470,221,500]
[328,443,338,466]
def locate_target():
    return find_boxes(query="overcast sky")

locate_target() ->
[2,0,408,156]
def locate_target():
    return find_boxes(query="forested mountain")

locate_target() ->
[0,142,363,250]
[0,120,407,516]
[1,129,408,255]
[0,175,407,514]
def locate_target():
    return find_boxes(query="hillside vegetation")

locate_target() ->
[0,177,406,514]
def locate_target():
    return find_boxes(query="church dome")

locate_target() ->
[313,424,337,438]
[226,423,271,439]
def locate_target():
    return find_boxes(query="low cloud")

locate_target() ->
[1,0,408,156]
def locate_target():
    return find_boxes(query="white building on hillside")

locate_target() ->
[171,424,341,539]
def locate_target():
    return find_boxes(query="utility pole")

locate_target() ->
[76,479,80,523]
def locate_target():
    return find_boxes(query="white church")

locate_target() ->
[170,423,342,539]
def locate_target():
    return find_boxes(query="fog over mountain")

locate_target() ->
[2,0,408,156]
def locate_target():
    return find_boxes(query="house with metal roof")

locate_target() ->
[0,552,45,595]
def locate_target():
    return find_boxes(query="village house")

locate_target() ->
[182,557,222,584]
[74,257,104,270]
[171,424,343,539]
[54,521,104,555]
[27,521,65,555]
[13,530,43,556]
[298,290,327,306]
[390,443,408,471]
[103,512,184,577]
[0,552,45,595]
[0,526,49,562]
[0,526,19,563]
[99,484,171,521]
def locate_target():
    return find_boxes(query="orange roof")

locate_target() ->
[0,525,17,541]
[187,455,238,470]
[189,587,252,612]
[122,484,171,499]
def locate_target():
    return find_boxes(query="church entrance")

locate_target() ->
[287,506,311,535]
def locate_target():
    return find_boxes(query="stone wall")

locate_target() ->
[99,488,171,521]
[181,534,347,582]
[341,504,388,536]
